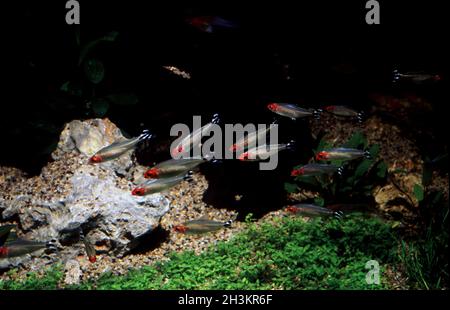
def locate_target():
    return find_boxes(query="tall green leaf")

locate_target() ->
[413,184,424,202]
[106,93,139,106]
[78,31,119,66]
[345,131,367,149]
[284,183,298,194]
[84,59,105,84]
[92,99,110,117]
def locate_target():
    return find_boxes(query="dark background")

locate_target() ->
[2,0,446,216]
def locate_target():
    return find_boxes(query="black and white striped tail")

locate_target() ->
[46,238,59,252]
[183,170,194,182]
[392,69,401,83]
[286,140,295,150]
[333,211,344,220]
[357,111,365,123]
[337,166,345,176]
[211,113,220,125]
[313,108,323,120]
[138,129,153,141]
[224,213,238,227]
[364,150,372,159]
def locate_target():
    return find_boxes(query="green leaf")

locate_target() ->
[315,136,332,153]
[340,186,352,193]
[295,176,319,186]
[92,99,110,117]
[106,93,139,106]
[74,26,81,46]
[413,184,424,202]
[284,183,298,194]
[345,131,367,149]
[432,191,444,205]
[330,182,337,196]
[354,159,372,181]
[78,31,119,66]
[60,81,70,92]
[422,165,433,187]
[84,59,105,84]
[376,161,388,179]
[367,144,380,159]
[314,197,325,207]
[60,81,83,97]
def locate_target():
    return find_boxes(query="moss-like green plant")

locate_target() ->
[0,216,402,290]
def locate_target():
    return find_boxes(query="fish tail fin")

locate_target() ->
[357,111,365,123]
[211,113,220,125]
[212,17,239,29]
[364,150,372,159]
[184,170,194,182]
[333,211,344,220]
[286,140,296,150]
[313,108,323,120]
[392,68,401,83]
[202,153,222,164]
[138,129,154,141]
[202,152,215,161]
[46,238,59,252]
[223,213,238,227]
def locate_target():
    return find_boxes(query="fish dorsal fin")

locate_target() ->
[0,225,17,246]
[198,215,210,221]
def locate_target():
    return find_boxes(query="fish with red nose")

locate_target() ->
[89,129,153,164]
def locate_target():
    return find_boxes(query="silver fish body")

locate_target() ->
[324,106,360,118]
[241,142,294,161]
[177,215,236,234]
[172,114,219,157]
[293,163,341,177]
[136,173,191,195]
[144,158,205,179]
[287,204,343,219]
[393,70,441,84]
[319,148,369,161]
[0,239,53,258]
[91,130,152,163]
[83,237,96,263]
[268,103,317,120]
[231,122,278,152]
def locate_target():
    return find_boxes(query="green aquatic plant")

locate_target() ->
[60,30,139,119]
[286,130,387,203]
[0,264,63,290]
[0,217,401,290]
[400,167,449,289]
